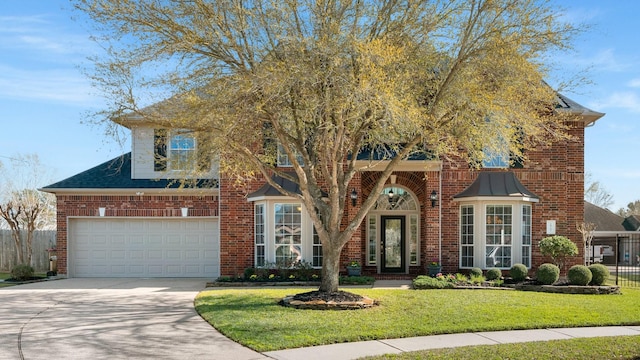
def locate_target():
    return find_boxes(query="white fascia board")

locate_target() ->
[39,188,218,196]
[453,196,539,203]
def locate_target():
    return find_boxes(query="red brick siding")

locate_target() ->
[54,194,219,275]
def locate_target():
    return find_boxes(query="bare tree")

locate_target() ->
[584,172,614,209]
[75,0,584,292]
[577,222,596,266]
[0,154,56,267]
[616,200,640,217]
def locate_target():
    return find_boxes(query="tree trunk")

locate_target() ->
[11,228,23,265]
[319,243,343,292]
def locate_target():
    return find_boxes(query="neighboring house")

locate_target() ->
[42,94,604,278]
[584,201,640,265]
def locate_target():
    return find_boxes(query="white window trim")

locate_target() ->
[252,199,320,268]
[366,185,421,270]
[168,130,197,171]
[458,200,533,269]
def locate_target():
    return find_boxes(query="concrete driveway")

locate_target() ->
[0,278,267,360]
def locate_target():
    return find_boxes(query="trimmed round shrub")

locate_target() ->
[469,267,483,277]
[509,263,528,282]
[588,263,610,286]
[486,268,502,281]
[412,275,455,290]
[536,263,560,285]
[11,264,34,281]
[568,265,592,286]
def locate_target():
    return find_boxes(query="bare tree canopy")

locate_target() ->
[617,200,640,217]
[75,0,584,292]
[0,154,56,266]
[584,172,614,209]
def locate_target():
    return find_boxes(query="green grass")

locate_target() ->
[195,287,640,352]
[0,272,10,280]
[360,335,640,360]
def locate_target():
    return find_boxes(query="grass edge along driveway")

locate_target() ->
[194,287,640,352]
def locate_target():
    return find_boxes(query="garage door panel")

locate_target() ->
[70,218,219,278]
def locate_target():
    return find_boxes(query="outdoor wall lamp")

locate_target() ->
[430,190,438,207]
[350,188,358,206]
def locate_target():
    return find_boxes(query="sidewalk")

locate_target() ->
[263,280,640,360]
[264,326,640,360]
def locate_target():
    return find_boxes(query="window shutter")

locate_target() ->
[154,129,167,171]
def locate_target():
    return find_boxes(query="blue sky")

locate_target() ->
[0,1,638,211]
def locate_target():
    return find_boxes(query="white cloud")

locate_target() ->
[628,78,640,88]
[0,64,97,106]
[590,91,640,113]
[0,14,96,60]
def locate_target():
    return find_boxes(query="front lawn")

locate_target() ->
[194,287,640,352]
[361,335,640,360]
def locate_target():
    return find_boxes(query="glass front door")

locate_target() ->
[381,216,405,273]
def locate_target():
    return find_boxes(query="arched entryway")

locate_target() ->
[366,186,420,274]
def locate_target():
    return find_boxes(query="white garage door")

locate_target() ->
[69,218,219,278]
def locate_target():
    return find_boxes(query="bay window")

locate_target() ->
[459,202,533,269]
[253,201,321,268]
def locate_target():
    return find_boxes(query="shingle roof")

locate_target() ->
[453,172,538,200]
[247,173,328,199]
[40,153,218,191]
[584,201,625,231]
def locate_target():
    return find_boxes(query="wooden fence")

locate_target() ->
[0,230,56,272]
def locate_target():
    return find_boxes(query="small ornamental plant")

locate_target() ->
[588,264,610,286]
[348,260,360,267]
[11,264,34,281]
[539,235,578,272]
[536,263,560,285]
[568,264,592,286]
[486,268,502,281]
[510,263,528,282]
[469,267,483,277]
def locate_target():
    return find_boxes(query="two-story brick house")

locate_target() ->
[41,94,603,278]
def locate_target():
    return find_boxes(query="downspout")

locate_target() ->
[438,164,443,265]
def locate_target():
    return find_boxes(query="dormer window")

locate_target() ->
[154,129,199,172]
[169,131,196,170]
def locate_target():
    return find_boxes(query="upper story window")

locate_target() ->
[483,133,509,169]
[277,143,304,167]
[169,132,196,170]
[154,129,206,172]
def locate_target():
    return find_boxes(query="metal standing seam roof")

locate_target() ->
[40,153,218,191]
[453,172,539,200]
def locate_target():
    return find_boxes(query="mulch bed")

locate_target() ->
[279,290,378,310]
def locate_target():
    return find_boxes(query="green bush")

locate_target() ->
[413,275,455,289]
[469,274,486,285]
[536,263,560,285]
[469,267,483,277]
[486,268,502,281]
[568,265,592,286]
[11,264,34,281]
[588,264,610,286]
[509,263,528,282]
[539,235,578,271]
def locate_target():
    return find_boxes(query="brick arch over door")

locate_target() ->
[361,172,427,204]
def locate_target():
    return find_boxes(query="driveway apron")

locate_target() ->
[0,278,266,360]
